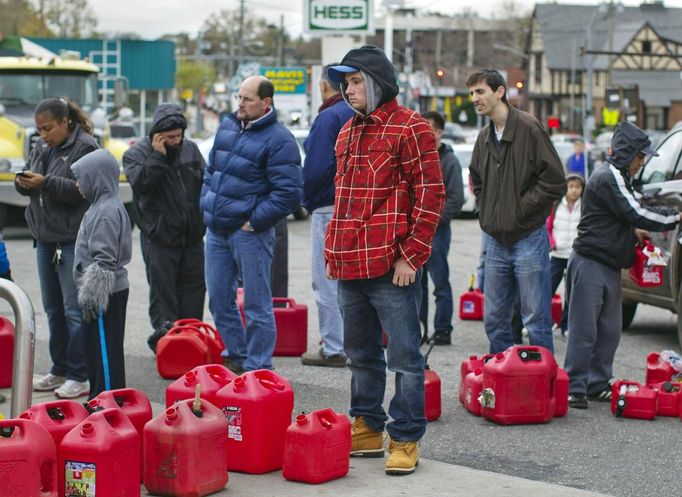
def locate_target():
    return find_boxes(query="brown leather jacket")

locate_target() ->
[470,106,566,247]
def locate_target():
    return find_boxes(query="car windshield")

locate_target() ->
[640,129,682,184]
[110,124,138,138]
[0,71,99,111]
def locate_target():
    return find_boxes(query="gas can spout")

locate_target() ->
[192,384,203,418]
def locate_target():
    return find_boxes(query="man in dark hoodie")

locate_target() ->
[326,46,445,476]
[123,104,206,353]
[419,111,464,346]
[564,122,680,409]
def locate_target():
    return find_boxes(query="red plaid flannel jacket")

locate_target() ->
[324,99,445,280]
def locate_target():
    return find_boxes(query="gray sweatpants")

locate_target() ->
[563,252,622,396]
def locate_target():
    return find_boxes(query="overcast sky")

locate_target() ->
[89,0,682,39]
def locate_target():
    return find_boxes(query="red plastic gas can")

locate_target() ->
[424,369,441,421]
[156,323,223,379]
[214,369,294,473]
[59,409,140,497]
[423,341,441,421]
[166,364,237,408]
[0,418,57,497]
[480,346,558,425]
[236,291,308,356]
[554,368,569,418]
[645,352,674,386]
[0,317,14,388]
[86,388,152,480]
[459,354,495,404]
[459,288,484,321]
[651,381,681,417]
[144,399,228,497]
[462,368,484,416]
[611,380,657,420]
[282,409,351,484]
[629,240,664,287]
[19,400,89,448]
[551,294,563,327]
[172,319,225,363]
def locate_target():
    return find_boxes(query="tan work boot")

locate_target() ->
[350,416,384,457]
[385,437,419,475]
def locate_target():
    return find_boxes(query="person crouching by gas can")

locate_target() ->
[71,150,132,400]
[564,122,681,410]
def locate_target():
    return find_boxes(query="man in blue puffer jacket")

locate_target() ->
[201,75,302,373]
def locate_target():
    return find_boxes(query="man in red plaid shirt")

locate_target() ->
[325,46,445,476]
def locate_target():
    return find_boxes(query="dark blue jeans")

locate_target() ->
[550,256,569,332]
[36,241,87,382]
[484,226,553,354]
[420,223,453,334]
[338,270,426,442]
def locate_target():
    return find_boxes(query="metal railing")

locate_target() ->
[0,279,35,417]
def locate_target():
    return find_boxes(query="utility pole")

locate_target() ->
[278,14,284,66]
[238,0,245,66]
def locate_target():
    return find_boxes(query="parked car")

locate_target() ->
[620,121,682,347]
[445,140,476,217]
[443,122,467,143]
[109,122,141,146]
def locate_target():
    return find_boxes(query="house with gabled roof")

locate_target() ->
[528,1,682,133]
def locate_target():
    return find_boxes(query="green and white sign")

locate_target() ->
[303,0,375,35]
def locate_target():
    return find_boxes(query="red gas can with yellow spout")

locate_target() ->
[479,346,558,425]
[214,369,294,474]
[144,398,229,497]
[282,408,351,484]
[19,400,89,448]
[59,408,140,497]
[165,364,237,408]
[459,275,484,321]
[0,418,57,497]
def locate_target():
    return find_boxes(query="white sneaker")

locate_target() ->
[33,373,66,391]
[54,379,90,399]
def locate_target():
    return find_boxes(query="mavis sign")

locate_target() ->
[303,0,375,35]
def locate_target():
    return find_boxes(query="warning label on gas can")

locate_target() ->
[65,460,96,496]
[463,301,474,314]
[223,406,243,441]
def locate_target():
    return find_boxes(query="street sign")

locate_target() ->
[303,0,375,36]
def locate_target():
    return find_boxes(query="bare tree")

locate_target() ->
[35,0,98,38]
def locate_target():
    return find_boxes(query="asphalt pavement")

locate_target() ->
[2,217,681,497]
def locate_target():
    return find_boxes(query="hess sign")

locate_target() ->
[304,0,375,35]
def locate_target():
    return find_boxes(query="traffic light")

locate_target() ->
[436,68,445,80]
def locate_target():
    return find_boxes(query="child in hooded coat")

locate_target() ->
[71,149,132,399]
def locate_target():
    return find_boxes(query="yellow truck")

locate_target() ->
[0,52,132,226]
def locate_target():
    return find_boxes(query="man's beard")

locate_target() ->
[166,141,182,161]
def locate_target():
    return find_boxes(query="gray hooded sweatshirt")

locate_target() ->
[71,149,132,316]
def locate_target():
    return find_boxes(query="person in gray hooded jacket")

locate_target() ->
[71,149,132,400]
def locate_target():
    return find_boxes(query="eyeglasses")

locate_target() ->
[236,95,261,103]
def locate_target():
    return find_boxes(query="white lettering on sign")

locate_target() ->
[309,0,368,30]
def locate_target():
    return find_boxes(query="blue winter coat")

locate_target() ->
[201,108,302,234]
[302,97,354,212]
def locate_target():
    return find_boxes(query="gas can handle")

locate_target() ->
[258,378,285,390]
[423,340,435,369]
[316,409,337,428]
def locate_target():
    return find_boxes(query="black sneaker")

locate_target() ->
[587,380,615,402]
[146,321,173,355]
[568,394,588,409]
[430,330,451,346]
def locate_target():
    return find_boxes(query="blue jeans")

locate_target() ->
[36,241,87,382]
[311,208,344,356]
[338,270,426,442]
[420,223,453,334]
[483,226,553,354]
[205,227,276,371]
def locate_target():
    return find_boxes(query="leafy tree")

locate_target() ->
[176,59,217,94]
